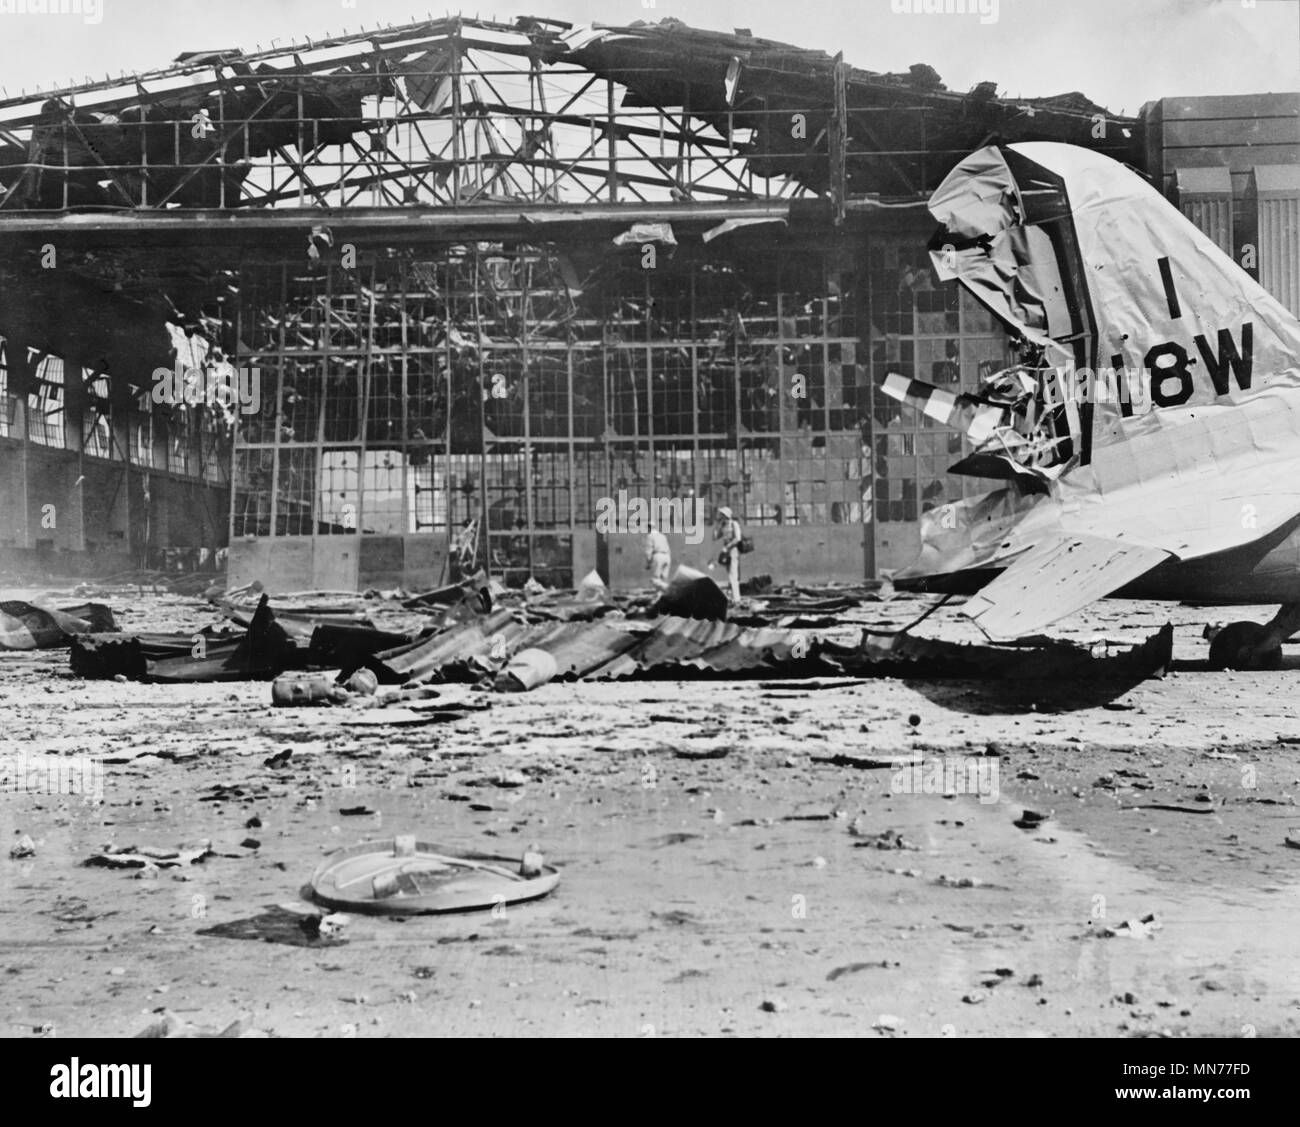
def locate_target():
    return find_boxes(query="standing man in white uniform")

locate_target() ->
[715,505,743,603]
[645,520,671,591]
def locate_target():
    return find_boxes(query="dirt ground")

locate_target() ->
[3,588,1300,1039]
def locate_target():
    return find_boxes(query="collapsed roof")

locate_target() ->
[0,15,1138,404]
[0,14,1138,212]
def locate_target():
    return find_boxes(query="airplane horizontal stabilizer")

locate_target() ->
[963,534,1171,640]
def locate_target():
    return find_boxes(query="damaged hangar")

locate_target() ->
[0,13,1251,591]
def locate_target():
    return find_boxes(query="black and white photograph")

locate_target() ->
[0,0,1297,1089]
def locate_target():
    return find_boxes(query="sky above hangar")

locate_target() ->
[0,0,1295,121]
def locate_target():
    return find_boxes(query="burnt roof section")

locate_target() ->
[0,15,1139,385]
[0,13,1139,214]
[566,18,1136,194]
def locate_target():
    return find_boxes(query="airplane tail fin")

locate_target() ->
[928,143,1300,463]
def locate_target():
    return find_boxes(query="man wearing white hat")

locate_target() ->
[714,505,743,603]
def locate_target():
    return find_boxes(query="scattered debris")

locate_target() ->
[935,874,995,889]
[471,770,528,789]
[828,961,890,981]
[74,595,296,681]
[648,833,701,848]
[1119,803,1219,815]
[813,753,917,770]
[290,912,353,942]
[652,566,729,622]
[52,576,1176,695]
[1,601,116,650]
[1101,914,1162,940]
[84,843,214,870]
[272,673,350,706]
[853,828,919,851]
[135,1011,267,1039]
[673,746,732,760]
[343,668,379,696]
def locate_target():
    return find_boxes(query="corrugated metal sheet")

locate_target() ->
[1254,165,1300,317]
[685,625,807,673]
[373,607,516,683]
[583,617,831,680]
[497,621,644,689]
[586,617,742,680]
[1183,197,1233,256]
[1175,166,1233,256]
[71,632,204,679]
[61,601,1176,691]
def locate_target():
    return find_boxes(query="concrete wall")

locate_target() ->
[571,530,600,586]
[358,535,445,591]
[228,533,447,593]
[228,536,346,592]
[0,444,26,550]
[0,437,226,578]
[231,524,877,592]
[873,522,922,575]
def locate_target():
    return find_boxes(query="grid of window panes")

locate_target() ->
[81,374,115,459]
[26,354,65,449]
[233,240,873,585]
[867,237,1012,523]
[0,334,227,486]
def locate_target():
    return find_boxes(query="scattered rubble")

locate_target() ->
[1101,914,1163,940]
[1,600,116,650]
[83,843,216,870]
[40,576,1176,698]
[135,1011,269,1039]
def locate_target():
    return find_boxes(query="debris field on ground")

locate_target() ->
[3,576,1299,1037]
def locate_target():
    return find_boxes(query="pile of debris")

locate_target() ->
[38,567,1174,698]
[0,600,117,649]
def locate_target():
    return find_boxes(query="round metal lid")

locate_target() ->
[309,837,560,915]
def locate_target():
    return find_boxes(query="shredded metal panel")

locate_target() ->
[963,534,1170,640]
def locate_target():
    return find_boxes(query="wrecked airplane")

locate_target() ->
[892,142,1300,670]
